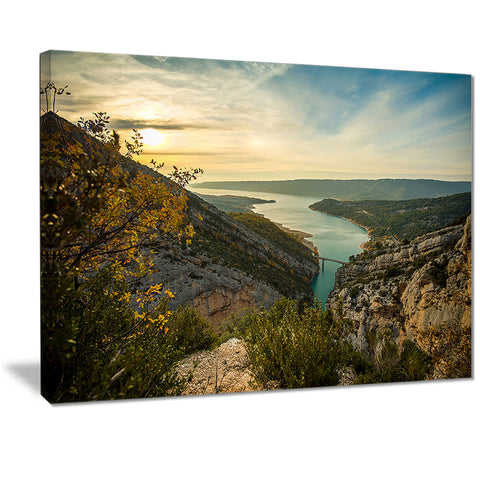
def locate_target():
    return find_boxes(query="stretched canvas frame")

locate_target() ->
[40,50,472,403]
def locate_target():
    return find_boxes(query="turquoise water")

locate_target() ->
[190,187,369,308]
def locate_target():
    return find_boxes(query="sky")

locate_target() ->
[41,50,472,182]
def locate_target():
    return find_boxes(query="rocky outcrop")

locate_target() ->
[176,338,261,395]
[143,246,281,330]
[328,217,471,377]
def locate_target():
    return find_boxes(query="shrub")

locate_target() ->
[243,298,354,389]
[395,340,432,381]
[383,264,402,280]
[217,309,256,344]
[355,338,431,384]
[344,347,374,375]
[167,305,217,355]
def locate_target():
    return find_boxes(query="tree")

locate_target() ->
[41,111,199,283]
[40,86,203,402]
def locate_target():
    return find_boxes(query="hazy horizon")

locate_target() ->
[42,51,472,183]
[191,174,472,184]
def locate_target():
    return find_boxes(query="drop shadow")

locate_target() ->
[7,361,41,394]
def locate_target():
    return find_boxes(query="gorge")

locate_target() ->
[186,186,471,382]
[190,187,369,308]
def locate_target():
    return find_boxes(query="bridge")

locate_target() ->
[314,255,347,271]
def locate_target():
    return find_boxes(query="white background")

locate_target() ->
[1,1,477,478]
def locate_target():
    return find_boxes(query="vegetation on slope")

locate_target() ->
[243,298,356,388]
[310,192,471,240]
[186,196,317,301]
[242,298,434,389]
[228,212,315,265]
[41,105,207,402]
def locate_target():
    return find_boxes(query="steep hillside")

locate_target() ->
[42,112,318,328]
[310,192,471,240]
[193,178,471,200]
[228,212,315,265]
[328,216,471,379]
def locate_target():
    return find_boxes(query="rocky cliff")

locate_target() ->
[328,216,471,379]
[141,245,282,330]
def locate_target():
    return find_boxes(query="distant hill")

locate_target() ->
[193,179,471,201]
[193,194,275,213]
[310,192,471,240]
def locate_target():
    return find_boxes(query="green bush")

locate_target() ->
[383,264,402,280]
[167,305,217,355]
[395,340,432,381]
[356,338,431,384]
[243,298,355,389]
[217,309,256,344]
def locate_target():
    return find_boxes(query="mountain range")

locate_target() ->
[193,178,471,200]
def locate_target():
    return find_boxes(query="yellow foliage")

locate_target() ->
[40,115,197,288]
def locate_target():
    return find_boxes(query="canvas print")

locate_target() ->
[40,51,472,403]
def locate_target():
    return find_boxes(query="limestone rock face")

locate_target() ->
[328,217,471,376]
[190,283,279,331]
[401,252,471,334]
[139,245,281,330]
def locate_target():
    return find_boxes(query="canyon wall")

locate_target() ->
[328,217,471,378]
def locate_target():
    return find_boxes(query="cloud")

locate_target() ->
[44,51,471,182]
[111,118,224,131]
[144,151,226,156]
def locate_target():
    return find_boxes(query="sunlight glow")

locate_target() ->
[140,128,167,147]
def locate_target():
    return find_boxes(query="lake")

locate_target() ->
[190,187,369,308]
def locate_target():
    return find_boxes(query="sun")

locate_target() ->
[139,128,167,147]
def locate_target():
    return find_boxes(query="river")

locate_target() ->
[189,187,369,308]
